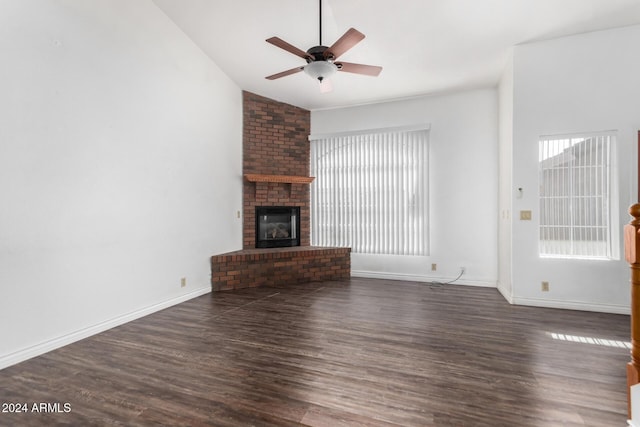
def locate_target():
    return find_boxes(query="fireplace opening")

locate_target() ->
[255,206,301,248]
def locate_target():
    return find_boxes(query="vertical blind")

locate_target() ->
[310,127,429,255]
[538,133,613,259]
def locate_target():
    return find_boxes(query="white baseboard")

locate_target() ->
[351,270,497,288]
[351,271,628,314]
[0,286,211,371]
[496,282,514,304]
[512,295,630,315]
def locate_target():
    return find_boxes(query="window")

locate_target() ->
[310,126,429,255]
[538,132,616,259]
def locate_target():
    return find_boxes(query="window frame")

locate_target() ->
[537,131,618,260]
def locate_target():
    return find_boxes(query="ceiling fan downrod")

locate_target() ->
[319,0,323,46]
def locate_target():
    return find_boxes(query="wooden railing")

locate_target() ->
[627,131,640,417]
[626,204,640,417]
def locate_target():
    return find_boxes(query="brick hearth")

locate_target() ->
[211,247,351,291]
[210,92,350,291]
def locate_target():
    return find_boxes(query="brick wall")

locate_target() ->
[243,91,311,248]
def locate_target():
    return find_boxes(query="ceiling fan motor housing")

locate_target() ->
[306,45,332,62]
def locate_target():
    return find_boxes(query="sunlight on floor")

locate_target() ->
[547,332,631,349]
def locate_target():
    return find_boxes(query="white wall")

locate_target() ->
[0,0,243,368]
[510,24,640,313]
[312,89,499,286]
[498,51,514,301]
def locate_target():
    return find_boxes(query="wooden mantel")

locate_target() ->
[244,174,315,184]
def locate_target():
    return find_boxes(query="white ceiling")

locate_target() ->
[153,0,640,111]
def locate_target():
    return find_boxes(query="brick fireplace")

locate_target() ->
[241,91,311,248]
[210,91,350,291]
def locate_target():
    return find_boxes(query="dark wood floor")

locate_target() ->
[0,278,630,426]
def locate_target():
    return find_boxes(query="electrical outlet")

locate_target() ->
[431,263,437,271]
[520,210,532,220]
[541,281,549,292]
[460,267,465,274]
[181,277,187,288]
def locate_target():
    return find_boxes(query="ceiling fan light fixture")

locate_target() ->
[304,61,337,82]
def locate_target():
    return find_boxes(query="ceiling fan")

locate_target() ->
[265,0,382,88]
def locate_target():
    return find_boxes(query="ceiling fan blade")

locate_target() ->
[324,28,365,60]
[266,37,312,60]
[336,62,382,77]
[265,67,304,80]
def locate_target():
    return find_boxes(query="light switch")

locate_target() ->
[520,210,532,220]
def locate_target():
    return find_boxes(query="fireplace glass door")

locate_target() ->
[255,206,300,248]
